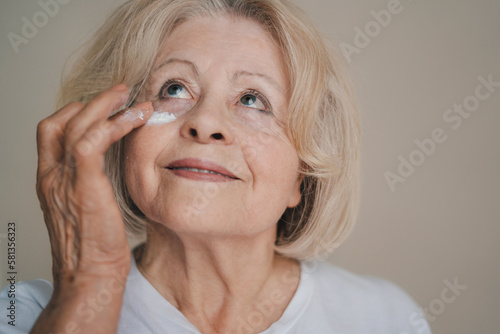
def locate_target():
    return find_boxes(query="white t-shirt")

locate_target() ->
[0,254,432,333]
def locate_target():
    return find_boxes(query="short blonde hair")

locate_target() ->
[57,0,361,260]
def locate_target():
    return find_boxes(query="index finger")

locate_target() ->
[64,84,130,150]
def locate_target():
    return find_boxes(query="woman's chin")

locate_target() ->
[145,210,267,240]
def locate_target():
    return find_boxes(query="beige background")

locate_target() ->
[1,0,499,333]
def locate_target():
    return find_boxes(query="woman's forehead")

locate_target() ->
[153,15,289,88]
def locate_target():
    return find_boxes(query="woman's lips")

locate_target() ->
[166,158,239,182]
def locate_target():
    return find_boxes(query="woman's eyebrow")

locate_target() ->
[153,58,200,77]
[153,58,284,94]
[232,70,284,94]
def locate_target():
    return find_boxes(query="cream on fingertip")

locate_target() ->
[120,108,144,122]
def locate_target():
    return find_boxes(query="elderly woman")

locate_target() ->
[1,0,431,333]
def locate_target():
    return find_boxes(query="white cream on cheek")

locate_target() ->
[146,111,177,125]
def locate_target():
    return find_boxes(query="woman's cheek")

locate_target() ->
[123,131,160,203]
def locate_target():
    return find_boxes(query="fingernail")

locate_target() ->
[135,101,153,112]
[110,84,128,92]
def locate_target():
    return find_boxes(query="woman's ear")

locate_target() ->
[287,172,304,208]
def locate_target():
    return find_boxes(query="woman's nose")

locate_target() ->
[179,98,234,145]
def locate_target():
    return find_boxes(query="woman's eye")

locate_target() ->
[239,93,270,113]
[160,82,191,99]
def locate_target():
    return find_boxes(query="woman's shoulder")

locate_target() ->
[305,259,411,297]
[0,278,53,333]
[299,260,432,333]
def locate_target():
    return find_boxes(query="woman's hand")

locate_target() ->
[31,84,152,333]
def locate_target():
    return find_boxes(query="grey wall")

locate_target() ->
[1,1,499,333]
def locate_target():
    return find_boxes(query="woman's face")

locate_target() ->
[124,15,302,237]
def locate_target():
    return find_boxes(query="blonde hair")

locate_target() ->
[57,0,361,260]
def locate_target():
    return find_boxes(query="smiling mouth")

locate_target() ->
[166,167,239,180]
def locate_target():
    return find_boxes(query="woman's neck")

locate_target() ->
[134,223,301,334]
